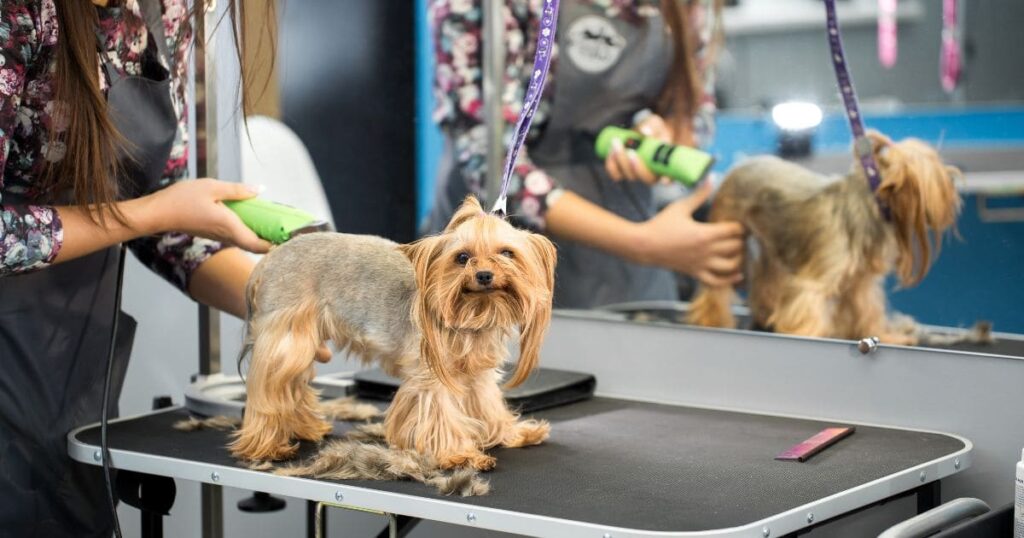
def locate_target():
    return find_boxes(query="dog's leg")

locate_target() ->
[230,302,331,461]
[384,380,494,471]
[465,373,550,450]
[835,274,919,346]
[768,278,833,337]
[687,285,737,328]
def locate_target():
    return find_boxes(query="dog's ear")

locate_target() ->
[417,309,463,394]
[398,236,440,288]
[865,130,893,158]
[875,137,961,287]
[444,196,485,233]
[506,233,557,388]
[399,236,464,393]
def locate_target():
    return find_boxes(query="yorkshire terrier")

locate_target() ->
[229,196,557,470]
[688,131,961,345]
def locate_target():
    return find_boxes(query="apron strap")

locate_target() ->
[96,0,173,85]
[137,0,172,71]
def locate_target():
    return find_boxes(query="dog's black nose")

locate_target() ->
[475,271,494,286]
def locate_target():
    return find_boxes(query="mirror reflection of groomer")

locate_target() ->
[425,0,744,308]
[0,1,274,535]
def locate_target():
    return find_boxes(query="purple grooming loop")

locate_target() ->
[824,0,890,218]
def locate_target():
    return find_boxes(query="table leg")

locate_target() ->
[376,515,420,538]
[308,500,327,538]
[916,480,942,514]
[141,510,163,538]
[201,483,223,538]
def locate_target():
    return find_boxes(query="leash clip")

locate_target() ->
[853,136,874,161]
[491,196,508,217]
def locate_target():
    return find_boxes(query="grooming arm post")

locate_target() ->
[482,0,505,208]
[194,1,223,537]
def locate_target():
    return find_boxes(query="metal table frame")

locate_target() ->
[69,404,971,538]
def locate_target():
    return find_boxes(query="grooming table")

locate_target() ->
[69,397,970,538]
[597,301,1024,358]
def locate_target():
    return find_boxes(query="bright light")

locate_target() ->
[771,101,823,132]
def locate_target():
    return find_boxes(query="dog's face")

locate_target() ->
[869,131,962,286]
[402,196,557,389]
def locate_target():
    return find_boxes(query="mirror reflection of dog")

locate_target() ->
[688,131,961,344]
[230,196,557,469]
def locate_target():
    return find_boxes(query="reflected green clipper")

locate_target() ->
[224,198,331,244]
[594,126,716,188]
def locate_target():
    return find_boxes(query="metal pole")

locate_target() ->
[194,1,224,537]
[195,1,221,378]
[481,0,506,207]
[195,0,221,374]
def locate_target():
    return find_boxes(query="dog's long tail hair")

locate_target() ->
[230,272,332,461]
[235,273,259,381]
[686,181,742,329]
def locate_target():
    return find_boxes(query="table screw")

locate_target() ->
[806,512,814,523]
[211,471,220,482]
[603,534,613,538]
[335,491,344,502]
[93,450,102,462]
[954,458,961,470]
[919,471,926,482]
[857,336,880,354]
[762,526,771,537]
[466,512,477,523]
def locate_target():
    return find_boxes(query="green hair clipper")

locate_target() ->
[224,198,331,244]
[595,126,715,188]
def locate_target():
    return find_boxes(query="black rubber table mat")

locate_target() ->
[935,337,1024,357]
[618,308,1024,357]
[77,398,964,532]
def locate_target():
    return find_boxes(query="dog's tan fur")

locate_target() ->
[688,132,961,344]
[229,197,557,470]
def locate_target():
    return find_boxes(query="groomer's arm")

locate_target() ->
[546,183,745,287]
[187,247,253,319]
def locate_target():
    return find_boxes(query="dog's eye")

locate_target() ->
[455,252,471,265]
[500,249,514,259]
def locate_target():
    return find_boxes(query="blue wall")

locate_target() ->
[415,0,443,228]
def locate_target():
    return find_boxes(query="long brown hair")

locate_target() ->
[658,0,723,144]
[46,0,271,225]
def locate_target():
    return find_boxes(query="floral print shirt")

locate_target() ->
[429,0,718,231]
[0,0,222,290]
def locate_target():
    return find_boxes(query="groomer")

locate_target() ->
[426,0,744,308]
[0,1,267,535]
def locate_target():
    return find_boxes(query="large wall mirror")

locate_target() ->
[548,0,1024,356]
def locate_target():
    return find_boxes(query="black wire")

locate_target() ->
[101,245,127,538]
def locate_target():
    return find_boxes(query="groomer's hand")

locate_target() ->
[605,113,674,185]
[633,181,745,286]
[146,179,272,253]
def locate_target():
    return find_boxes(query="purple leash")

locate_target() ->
[824,0,890,219]
[491,0,560,216]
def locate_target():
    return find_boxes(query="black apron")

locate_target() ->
[426,1,676,308]
[0,2,177,536]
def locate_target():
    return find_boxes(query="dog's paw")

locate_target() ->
[467,453,497,471]
[440,452,496,471]
[291,419,333,442]
[504,419,550,448]
[231,440,299,463]
[878,332,918,346]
